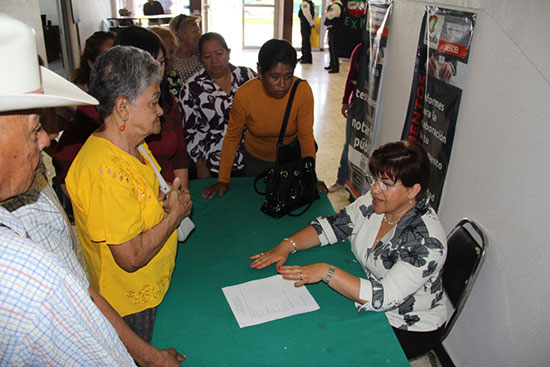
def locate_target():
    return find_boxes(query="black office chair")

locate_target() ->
[424,218,488,367]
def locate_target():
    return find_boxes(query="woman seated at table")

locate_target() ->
[178,32,256,178]
[203,39,326,198]
[250,140,448,359]
[66,46,192,342]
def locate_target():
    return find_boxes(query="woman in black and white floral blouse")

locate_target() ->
[250,140,449,359]
[178,32,256,178]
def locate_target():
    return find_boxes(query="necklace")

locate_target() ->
[383,214,398,226]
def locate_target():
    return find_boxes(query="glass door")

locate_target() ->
[203,0,242,51]
[291,0,326,50]
[242,0,277,49]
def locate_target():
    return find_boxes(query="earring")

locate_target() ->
[120,122,126,131]
[409,198,413,205]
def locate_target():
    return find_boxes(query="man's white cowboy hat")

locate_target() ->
[0,13,98,112]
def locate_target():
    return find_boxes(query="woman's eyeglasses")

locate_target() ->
[366,175,398,191]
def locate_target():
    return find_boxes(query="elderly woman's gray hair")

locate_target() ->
[90,45,162,121]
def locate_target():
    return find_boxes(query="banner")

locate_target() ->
[335,0,367,58]
[346,0,393,198]
[401,6,476,210]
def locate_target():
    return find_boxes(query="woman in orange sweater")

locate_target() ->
[203,39,325,198]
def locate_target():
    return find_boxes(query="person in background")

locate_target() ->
[150,26,178,69]
[298,0,315,64]
[328,42,362,192]
[66,46,192,344]
[118,7,135,26]
[143,0,165,25]
[0,14,131,365]
[178,32,256,178]
[167,14,203,97]
[251,140,449,359]
[115,26,190,188]
[52,31,116,221]
[202,39,326,198]
[72,31,116,92]
[324,0,343,73]
[54,31,115,177]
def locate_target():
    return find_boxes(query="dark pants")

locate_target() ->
[392,325,446,359]
[243,148,275,178]
[336,113,352,185]
[123,307,157,344]
[300,22,312,62]
[327,27,339,71]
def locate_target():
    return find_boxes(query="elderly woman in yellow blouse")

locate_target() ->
[66,46,192,343]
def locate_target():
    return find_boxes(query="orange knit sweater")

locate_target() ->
[218,77,316,183]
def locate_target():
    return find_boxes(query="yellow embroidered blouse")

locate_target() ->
[66,135,178,317]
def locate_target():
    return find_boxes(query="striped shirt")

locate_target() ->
[0,207,136,366]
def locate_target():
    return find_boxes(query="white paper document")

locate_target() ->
[222,274,320,328]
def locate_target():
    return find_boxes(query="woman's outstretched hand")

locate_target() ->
[202,182,229,199]
[278,263,330,287]
[250,240,295,270]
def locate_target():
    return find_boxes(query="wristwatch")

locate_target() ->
[324,265,336,283]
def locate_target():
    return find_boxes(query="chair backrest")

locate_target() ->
[442,218,487,340]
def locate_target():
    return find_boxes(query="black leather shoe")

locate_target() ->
[324,65,332,70]
[328,68,339,73]
[300,59,312,64]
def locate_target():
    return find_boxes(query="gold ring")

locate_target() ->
[260,253,265,256]
[300,273,304,278]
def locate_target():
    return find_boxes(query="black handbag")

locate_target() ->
[254,79,319,218]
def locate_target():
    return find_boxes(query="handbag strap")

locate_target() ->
[277,78,303,145]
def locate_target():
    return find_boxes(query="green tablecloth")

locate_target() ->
[152,177,409,367]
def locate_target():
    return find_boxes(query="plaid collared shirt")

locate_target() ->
[0,207,135,366]
[4,172,88,283]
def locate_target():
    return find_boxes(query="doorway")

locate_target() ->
[291,0,327,50]
[203,0,278,50]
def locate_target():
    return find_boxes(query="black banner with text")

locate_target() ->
[346,0,393,198]
[401,6,476,210]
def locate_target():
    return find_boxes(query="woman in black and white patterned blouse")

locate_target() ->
[250,140,449,359]
[178,32,256,178]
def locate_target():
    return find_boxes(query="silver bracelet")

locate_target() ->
[284,237,297,254]
[324,265,336,283]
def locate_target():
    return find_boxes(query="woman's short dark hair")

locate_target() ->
[198,32,229,55]
[368,140,431,199]
[257,39,297,74]
[114,26,165,60]
[113,26,173,111]
[72,31,115,85]
[90,46,162,121]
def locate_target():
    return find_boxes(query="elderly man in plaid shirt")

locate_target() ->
[0,14,184,366]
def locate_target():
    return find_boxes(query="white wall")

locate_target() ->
[379,1,550,366]
[77,0,113,46]
[38,0,59,25]
[3,0,47,63]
